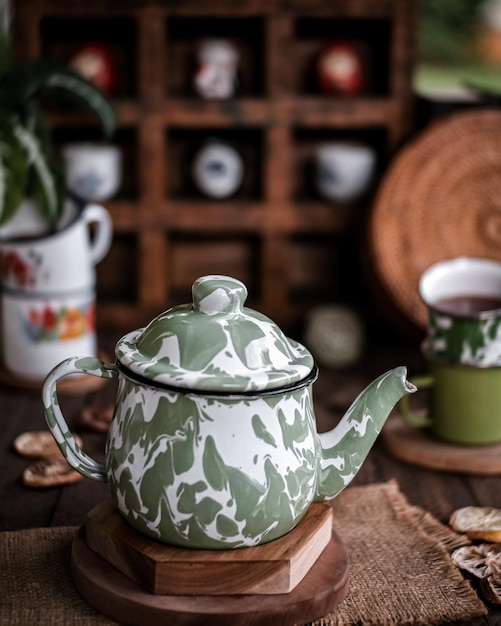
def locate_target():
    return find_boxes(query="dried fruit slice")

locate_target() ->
[451,544,501,579]
[14,431,83,459]
[450,506,501,542]
[79,403,114,432]
[481,571,501,604]
[22,456,83,488]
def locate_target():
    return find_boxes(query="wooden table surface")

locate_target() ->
[1,333,501,625]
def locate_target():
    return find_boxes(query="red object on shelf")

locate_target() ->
[70,42,117,94]
[316,40,366,95]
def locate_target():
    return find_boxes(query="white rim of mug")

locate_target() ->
[419,256,501,320]
[0,192,88,245]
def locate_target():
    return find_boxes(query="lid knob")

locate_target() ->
[192,275,247,315]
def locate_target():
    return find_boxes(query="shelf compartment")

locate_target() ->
[53,127,139,202]
[40,17,138,97]
[96,233,138,305]
[292,126,387,202]
[168,233,261,306]
[288,234,344,298]
[166,17,265,97]
[166,127,264,201]
[286,231,364,331]
[293,17,391,97]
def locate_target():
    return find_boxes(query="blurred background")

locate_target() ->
[9,0,501,372]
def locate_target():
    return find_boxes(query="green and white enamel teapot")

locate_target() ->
[43,275,415,549]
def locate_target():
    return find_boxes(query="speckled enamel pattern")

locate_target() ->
[43,356,114,480]
[106,376,317,548]
[424,309,501,367]
[42,275,415,549]
[43,358,413,548]
[104,367,411,549]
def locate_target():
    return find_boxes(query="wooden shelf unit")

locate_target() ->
[13,0,417,337]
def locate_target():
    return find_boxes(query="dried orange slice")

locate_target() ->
[452,544,501,578]
[482,571,501,604]
[14,431,83,459]
[450,507,501,543]
[452,542,501,605]
[22,457,83,488]
[79,403,114,432]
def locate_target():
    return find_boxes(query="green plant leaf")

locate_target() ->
[0,121,29,225]
[45,69,117,138]
[0,0,12,76]
[2,60,116,138]
[0,48,116,230]
[30,159,65,231]
[12,118,62,228]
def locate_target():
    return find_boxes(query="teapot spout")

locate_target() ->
[315,366,416,501]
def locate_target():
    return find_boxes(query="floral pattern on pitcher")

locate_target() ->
[0,249,44,289]
[24,301,95,342]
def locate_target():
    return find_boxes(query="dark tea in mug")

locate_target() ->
[433,295,501,317]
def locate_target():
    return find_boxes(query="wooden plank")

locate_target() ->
[150,98,394,127]
[283,0,393,17]
[137,230,168,309]
[387,0,417,149]
[137,8,166,100]
[266,15,294,97]
[264,125,291,204]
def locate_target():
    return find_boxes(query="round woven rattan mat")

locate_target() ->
[368,108,501,330]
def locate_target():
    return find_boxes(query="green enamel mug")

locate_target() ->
[400,357,501,445]
[420,257,501,368]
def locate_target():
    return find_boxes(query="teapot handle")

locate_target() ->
[42,356,118,481]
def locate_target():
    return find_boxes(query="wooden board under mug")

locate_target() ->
[382,415,501,475]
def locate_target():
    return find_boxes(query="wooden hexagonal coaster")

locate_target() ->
[72,513,349,626]
[84,500,333,596]
[85,501,332,595]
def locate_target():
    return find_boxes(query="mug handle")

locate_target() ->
[42,356,118,481]
[84,203,113,265]
[398,374,433,428]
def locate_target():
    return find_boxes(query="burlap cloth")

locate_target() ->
[0,480,487,626]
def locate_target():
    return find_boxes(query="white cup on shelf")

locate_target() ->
[193,38,239,100]
[191,140,244,199]
[62,143,122,202]
[315,142,376,203]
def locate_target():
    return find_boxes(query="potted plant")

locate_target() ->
[0,1,117,381]
[0,0,116,233]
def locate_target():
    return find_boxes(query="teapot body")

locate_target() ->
[42,276,415,551]
[107,368,319,549]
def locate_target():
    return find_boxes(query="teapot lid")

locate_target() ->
[115,275,315,393]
